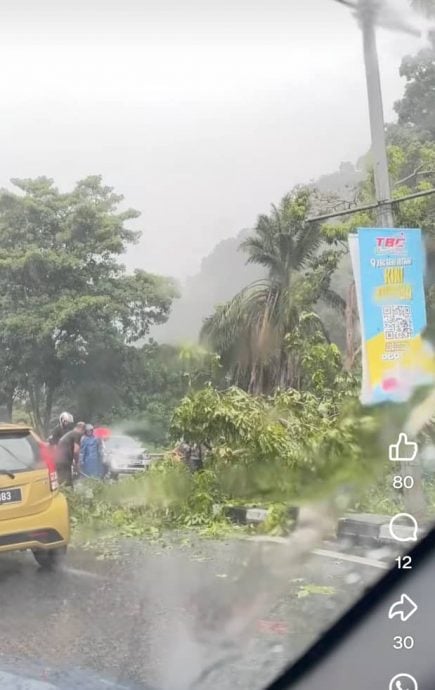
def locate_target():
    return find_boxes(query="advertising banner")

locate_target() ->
[349,227,435,405]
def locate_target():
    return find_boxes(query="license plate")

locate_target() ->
[0,488,22,505]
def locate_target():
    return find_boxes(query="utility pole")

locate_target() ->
[358,0,394,228]
[334,0,427,520]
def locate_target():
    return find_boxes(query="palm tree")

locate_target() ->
[201,189,344,393]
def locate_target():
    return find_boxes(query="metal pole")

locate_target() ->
[358,0,394,228]
[356,0,425,518]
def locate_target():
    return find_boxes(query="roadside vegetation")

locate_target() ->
[2,23,435,540]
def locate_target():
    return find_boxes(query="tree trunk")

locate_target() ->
[248,364,257,394]
[43,385,54,437]
[277,345,289,389]
[344,281,357,372]
[287,352,302,390]
[286,353,295,390]
[28,385,43,436]
[234,366,240,388]
[4,390,14,422]
[256,365,264,395]
[286,357,292,389]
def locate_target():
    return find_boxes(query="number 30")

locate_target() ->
[393,636,414,650]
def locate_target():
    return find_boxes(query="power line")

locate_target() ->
[307,187,435,223]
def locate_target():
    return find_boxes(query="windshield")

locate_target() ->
[0,2,434,690]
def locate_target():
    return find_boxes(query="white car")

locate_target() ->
[103,435,151,479]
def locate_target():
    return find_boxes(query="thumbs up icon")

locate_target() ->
[389,433,418,462]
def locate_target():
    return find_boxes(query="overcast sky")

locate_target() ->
[0,0,430,279]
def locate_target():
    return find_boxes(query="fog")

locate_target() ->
[0,0,429,281]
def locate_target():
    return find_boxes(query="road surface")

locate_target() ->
[0,534,387,690]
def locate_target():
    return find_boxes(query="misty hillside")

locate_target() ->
[153,230,265,344]
[154,161,363,345]
[315,160,363,197]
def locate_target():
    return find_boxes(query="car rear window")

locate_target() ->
[0,433,40,472]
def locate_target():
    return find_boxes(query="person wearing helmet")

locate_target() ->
[56,421,86,487]
[79,424,104,479]
[48,412,74,446]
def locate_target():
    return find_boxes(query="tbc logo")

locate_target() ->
[376,233,406,253]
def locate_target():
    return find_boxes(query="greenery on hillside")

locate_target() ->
[2,20,435,535]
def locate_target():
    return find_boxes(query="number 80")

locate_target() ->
[393,475,414,489]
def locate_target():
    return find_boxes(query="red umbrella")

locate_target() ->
[94,426,111,440]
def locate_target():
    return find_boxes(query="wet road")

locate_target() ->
[0,535,385,690]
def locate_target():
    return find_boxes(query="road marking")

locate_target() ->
[245,536,389,570]
[312,548,388,570]
[63,566,103,579]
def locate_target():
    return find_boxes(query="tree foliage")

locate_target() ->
[0,176,178,432]
[170,377,382,502]
[394,37,435,138]
[410,0,435,17]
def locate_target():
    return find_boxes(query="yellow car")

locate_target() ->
[0,423,70,568]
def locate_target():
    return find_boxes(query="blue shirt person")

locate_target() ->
[79,424,104,478]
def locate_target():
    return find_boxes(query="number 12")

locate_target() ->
[396,556,412,570]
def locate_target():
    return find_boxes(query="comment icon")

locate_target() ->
[389,513,419,543]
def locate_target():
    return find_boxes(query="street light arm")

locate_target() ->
[334,0,421,37]
[333,0,357,7]
[376,15,421,37]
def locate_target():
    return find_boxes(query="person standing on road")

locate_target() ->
[79,424,104,479]
[48,412,74,446]
[56,421,86,487]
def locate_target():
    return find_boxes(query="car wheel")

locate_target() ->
[32,546,67,570]
[109,472,119,481]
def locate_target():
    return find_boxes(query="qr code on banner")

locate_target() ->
[382,305,414,340]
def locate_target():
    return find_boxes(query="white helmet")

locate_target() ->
[59,411,74,426]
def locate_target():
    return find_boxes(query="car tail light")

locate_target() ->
[39,443,58,491]
[49,470,59,491]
